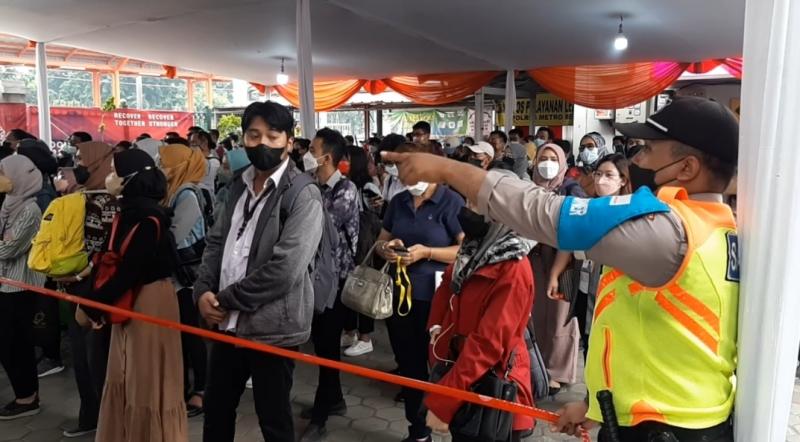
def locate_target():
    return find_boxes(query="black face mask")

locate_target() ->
[246,143,286,171]
[629,157,687,192]
[74,165,90,185]
[467,158,485,169]
[457,207,490,239]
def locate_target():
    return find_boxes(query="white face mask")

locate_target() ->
[385,164,399,177]
[407,181,429,196]
[303,151,321,172]
[580,147,600,165]
[537,160,560,180]
[595,176,623,197]
[534,138,546,147]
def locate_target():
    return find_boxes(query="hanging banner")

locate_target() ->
[534,93,574,126]
[384,108,469,137]
[0,104,195,145]
[496,99,532,127]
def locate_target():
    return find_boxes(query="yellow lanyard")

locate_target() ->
[395,256,412,316]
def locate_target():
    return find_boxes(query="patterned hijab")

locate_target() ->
[158,144,206,203]
[532,144,568,192]
[0,155,42,234]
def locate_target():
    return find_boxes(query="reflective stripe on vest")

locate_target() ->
[585,187,739,429]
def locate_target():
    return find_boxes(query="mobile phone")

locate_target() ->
[390,245,410,255]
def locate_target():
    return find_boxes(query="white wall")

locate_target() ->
[571,104,616,154]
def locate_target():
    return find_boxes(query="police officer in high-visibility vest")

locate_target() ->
[382,96,738,442]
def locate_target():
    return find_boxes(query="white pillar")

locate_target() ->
[735,0,800,440]
[296,0,315,138]
[34,42,52,146]
[135,75,144,109]
[474,87,484,141]
[232,79,250,107]
[504,70,516,135]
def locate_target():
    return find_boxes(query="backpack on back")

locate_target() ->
[28,192,89,277]
[279,173,341,314]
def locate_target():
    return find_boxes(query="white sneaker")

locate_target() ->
[340,333,358,348]
[344,340,373,357]
[246,377,253,389]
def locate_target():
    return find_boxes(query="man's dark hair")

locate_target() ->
[229,133,240,143]
[344,135,355,145]
[490,130,508,144]
[396,142,433,154]
[193,131,215,152]
[347,146,371,189]
[210,129,220,139]
[671,141,736,190]
[164,136,190,147]
[7,129,36,142]
[71,131,93,143]
[412,121,431,135]
[508,128,523,140]
[366,137,382,147]
[314,127,347,167]
[165,131,180,139]
[463,136,475,146]
[378,133,407,155]
[115,140,133,150]
[137,133,152,141]
[295,138,311,151]
[536,126,552,139]
[187,126,203,135]
[242,101,295,135]
[613,135,625,144]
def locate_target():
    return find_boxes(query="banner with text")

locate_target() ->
[384,108,469,137]
[533,93,574,126]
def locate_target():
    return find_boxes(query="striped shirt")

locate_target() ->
[0,201,46,293]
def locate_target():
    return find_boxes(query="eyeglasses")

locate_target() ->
[593,171,621,180]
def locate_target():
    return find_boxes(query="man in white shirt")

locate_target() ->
[193,101,324,442]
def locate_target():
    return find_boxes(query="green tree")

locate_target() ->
[216,114,242,139]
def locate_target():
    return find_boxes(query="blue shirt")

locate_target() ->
[383,185,464,301]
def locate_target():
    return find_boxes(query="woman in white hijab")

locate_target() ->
[0,154,46,419]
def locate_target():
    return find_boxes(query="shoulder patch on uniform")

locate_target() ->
[568,198,590,216]
[725,232,740,282]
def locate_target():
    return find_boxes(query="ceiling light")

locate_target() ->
[276,57,289,85]
[614,16,628,51]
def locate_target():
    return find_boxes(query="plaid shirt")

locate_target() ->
[321,171,360,280]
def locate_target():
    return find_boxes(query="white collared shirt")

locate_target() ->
[219,159,290,331]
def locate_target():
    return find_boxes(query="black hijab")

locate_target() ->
[113,149,169,222]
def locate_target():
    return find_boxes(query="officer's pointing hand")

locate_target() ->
[381,151,450,186]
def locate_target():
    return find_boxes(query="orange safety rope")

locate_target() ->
[0,277,590,441]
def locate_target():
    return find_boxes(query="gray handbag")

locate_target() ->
[341,244,394,320]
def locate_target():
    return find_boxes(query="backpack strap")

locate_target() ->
[119,216,161,255]
[279,173,315,226]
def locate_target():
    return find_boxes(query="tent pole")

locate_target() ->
[474,87,484,141]
[504,70,516,135]
[735,0,800,439]
[296,0,315,138]
[376,109,383,137]
[34,41,52,146]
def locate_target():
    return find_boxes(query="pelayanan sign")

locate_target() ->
[498,94,574,127]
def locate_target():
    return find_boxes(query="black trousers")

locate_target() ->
[203,340,296,442]
[33,281,62,362]
[67,303,110,429]
[0,291,39,399]
[344,308,375,335]
[599,419,733,442]
[386,298,432,440]
[310,295,347,425]
[177,288,207,396]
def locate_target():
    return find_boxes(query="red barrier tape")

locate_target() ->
[0,277,591,441]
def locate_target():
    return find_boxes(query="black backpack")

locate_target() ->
[354,190,383,265]
[278,173,341,314]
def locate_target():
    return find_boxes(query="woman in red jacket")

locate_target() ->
[424,203,536,441]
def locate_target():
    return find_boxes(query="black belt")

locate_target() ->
[600,417,733,442]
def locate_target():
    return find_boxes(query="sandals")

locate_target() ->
[186,392,204,418]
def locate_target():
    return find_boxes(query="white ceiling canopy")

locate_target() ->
[0,0,744,83]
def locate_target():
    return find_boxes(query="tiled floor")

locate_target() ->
[2,321,798,441]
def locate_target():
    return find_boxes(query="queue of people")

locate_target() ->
[0,95,739,442]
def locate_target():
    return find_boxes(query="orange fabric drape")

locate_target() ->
[529,62,690,109]
[685,57,742,79]
[163,65,177,79]
[272,79,366,112]
[380,71,500,105]
[250,82,267,95]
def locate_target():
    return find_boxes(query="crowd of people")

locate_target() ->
[0,95,739,442]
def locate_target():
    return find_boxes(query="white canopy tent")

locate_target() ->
[3,1,799,441]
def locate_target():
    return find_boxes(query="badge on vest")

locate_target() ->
[726,232,740,282]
